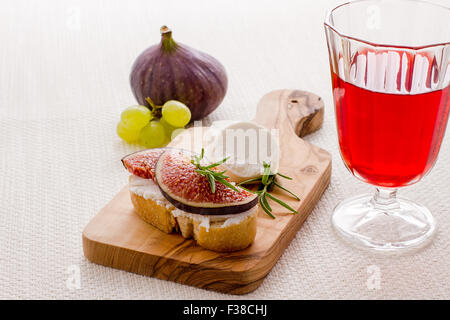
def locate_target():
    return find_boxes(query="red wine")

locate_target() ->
[333,72,450,187]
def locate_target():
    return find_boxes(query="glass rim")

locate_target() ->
[324,0,450,50]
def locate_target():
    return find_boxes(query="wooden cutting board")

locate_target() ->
[83,90,331,294]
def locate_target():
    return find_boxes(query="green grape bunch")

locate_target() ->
[116,97,191,148]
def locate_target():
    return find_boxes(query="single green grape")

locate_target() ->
[161,100,191,127]
[121,105,152,130]
[117,121,140,143]
[139,120,166,148]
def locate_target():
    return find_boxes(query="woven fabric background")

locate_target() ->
[1,0,449,299]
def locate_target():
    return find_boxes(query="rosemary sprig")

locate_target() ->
[238,162,300,219]
[191,148,240,194]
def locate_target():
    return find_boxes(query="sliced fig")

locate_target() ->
[155,149,258,215]
[121,148,166,180]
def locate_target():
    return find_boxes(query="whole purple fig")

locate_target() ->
[130,26,228,121]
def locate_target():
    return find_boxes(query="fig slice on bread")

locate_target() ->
[122,148,259,252]
[155,149,258,215]
[121,148,166,180]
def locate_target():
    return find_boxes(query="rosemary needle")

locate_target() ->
[273,181,300,201]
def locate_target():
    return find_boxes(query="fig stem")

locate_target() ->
[160,25,171,35]
[160,25,177,52]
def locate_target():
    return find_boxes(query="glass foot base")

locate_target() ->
[332,193,436,253]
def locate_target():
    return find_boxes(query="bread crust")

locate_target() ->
[130,191,257,252]
[130,192,177,234]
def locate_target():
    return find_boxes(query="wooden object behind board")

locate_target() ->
[82,90,331,294]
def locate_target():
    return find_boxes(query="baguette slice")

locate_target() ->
[129,175,257,252]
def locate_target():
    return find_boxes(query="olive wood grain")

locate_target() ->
[83,89,331,294]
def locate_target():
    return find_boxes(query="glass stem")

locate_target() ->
[370,187,400,212]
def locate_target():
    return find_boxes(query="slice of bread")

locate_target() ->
[129,175,258,252]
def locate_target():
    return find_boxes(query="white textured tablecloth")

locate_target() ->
[1,0,449,300]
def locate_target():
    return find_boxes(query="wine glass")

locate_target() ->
[324,0,450,252]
